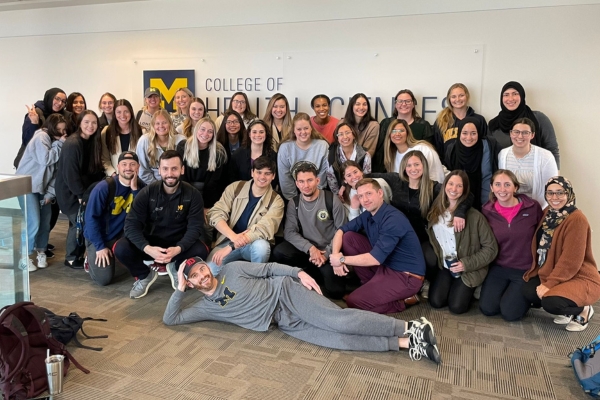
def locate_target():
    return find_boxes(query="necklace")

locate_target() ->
[301,196,318,212]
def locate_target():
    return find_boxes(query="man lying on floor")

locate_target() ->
[163,257,441,363]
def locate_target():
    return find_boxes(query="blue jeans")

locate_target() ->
[18,193,52,255]
[208,239,271,274]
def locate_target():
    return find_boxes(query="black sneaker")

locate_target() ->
[64,259,84,269]
[45,249,55,258]
[47,243,55,251]
[407,317,437,346]
[406,317,441,363]
[409,341,441,364]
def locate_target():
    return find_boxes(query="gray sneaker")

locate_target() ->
[166,262,178,291]
[130,270,158,299]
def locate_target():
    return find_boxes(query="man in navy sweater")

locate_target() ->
[84,151,145,286]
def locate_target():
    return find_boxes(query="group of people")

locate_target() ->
[14,81,600,365]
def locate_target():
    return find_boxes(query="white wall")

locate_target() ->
[2,1,599,249]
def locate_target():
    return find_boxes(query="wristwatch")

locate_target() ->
[228,242,235,251]
[339,255,345,264]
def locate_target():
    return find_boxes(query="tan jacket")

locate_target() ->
[428,208,498,288]
[208,180,284,245]
[100,126,136,177]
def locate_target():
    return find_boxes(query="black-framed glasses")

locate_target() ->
[54,96,67,105]
[509,130,532,137]
[395,100,413,105]
[545,190,567,198]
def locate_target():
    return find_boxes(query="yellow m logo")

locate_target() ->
[149,78,188,111]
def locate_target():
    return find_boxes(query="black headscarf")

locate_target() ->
[42,88,66,117]
[488,81,541,146]
[451,116,484,209]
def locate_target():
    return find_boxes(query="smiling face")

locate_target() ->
[117,159,139,180]
[189,101,205,122]
[175,90,191,112]
[491,173,517,205]
[79,113,98,139]
[295,171,319,198]
[390,123,407,147]
[231,94,247,115]
[502,88,521,111]
[159,156,184,188]
[343,166,363,189]
[72,96,86,115]
[510,122,534,150]
[186,263,217,291]
[459,123,478,147]
[115,105,131,128]
[271,99,287,120]
[52,93,67,112]
[100,95,114,115]
[249,123,266,145]
[294,119,312,144]
[546,183,568,210]
[146,94,160,109]
[252,167,275,190]
[449,87,467,110]
[395,93,414,116]
[312,97,330,120]
[405,155,424,182]
[153,114,170,137]
[225,114,241,135]
[196,121,214,145]
[353,96,368,120]
[336,125,355,147]
[356,183,383,213]
[445,175,464,203]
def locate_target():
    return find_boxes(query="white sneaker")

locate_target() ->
[553,315,573,324]
[566,306,594,332]
[36,252,48,269]
[20,258,37,272]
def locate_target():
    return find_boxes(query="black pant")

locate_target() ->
[522,276,584,316]
[479,265,530,321]
[421,241,438,283]
[429,268,475,314]
[65,211,85,262]
[272,240,347,299]
[114,237,209,280]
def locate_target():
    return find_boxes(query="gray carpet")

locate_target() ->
[23,221,595,399]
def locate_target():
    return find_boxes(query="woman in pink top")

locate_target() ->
[480,170,542,321]
[310,94,338,144]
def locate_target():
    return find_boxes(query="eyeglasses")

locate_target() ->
[395,100,413,105]
[545,190,567,198]
[54,96,67,105]
[336,131,353,138]
[510,130,532,138]
[226,120,240,125]
[391,129,405,135]
[232,100,246,105]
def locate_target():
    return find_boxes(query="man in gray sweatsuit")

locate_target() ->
[163,257,441,363]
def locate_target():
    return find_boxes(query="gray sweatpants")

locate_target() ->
[274,278,406,351]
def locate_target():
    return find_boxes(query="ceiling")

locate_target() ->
[0,0,147,12]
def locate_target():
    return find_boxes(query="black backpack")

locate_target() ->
[0,302,89,400]
[292,190,334,235]
[42,309,108,352]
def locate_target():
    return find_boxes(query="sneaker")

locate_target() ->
[166,262,178,290]
[420,280,430,299]
[146,261,168,276]
[130,270,158,299]
[45,249,55,258]
[409,341,441,364]
[403,294,420,307]
[553,315,573,324]
[64,259,84,269]
[83,256,90,273]
[47,243,55,251]
[473,285,482,300]
[20,258,37,272]
[566,306,594,332]
[36,252,48,269]
[407,317,437,347]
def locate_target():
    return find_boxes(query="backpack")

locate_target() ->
[42,309,108,352]
[0,302,89,400]
[570,333,600,397]
[232,180,278,208]
[292,190,334,235]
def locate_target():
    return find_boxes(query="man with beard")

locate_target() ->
[114,150,209,298]
[84,151,145,286]
[163,257,441,364]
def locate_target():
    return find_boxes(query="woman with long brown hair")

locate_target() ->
[101,99,142,176]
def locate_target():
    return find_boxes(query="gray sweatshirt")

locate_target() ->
[283,190,347,257]
[15,129,63,200]
[163,261,301,331]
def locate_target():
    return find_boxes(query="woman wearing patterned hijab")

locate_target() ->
[522,177,600,331]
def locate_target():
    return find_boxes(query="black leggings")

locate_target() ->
[421,241,438,283]
[522,276,584,316]
[429,268,475,314]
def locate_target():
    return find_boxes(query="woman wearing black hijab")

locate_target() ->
[445,117,499,210]
[15,87,71,168]
[488,81,560,168]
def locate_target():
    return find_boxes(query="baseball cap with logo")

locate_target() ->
[183,257,207,279]
[144,87,161,98]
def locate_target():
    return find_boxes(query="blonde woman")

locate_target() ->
[137,109,185,184]
[433,83,487,160]
[262,93,293,150]
[383,119,445,182]
[177,116,228,210]
[170,87,193,129]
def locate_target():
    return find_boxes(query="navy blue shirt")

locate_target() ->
[341,202,425,275]
[233,183,261,234]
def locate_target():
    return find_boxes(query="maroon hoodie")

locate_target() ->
[482,194,543,270]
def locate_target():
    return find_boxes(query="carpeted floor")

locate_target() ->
[24,220,595,399]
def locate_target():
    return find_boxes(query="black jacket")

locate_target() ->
[124,180,205,251]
